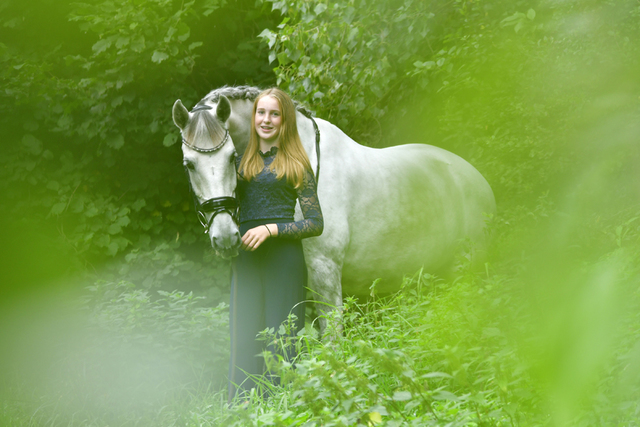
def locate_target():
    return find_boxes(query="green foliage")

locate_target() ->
[258,0,461,143]
[78,280,229,387]
[153,236,637,427]
[2,0,640,425]
[2,211,640,425]
[1,280,230,426]
[260,0,640,212]
[0,0,279,295]
[210,271,536,426]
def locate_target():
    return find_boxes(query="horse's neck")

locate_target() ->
[227,99,254,153]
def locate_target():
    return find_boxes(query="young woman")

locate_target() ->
[229,88,323,399]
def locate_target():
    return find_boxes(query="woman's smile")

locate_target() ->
[255,96,282,146]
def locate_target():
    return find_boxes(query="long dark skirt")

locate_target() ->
[228,219,307,401]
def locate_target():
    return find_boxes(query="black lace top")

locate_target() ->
[236,147,323,239]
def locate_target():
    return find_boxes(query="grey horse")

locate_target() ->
[172,86,495,331]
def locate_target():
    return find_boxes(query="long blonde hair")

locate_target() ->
[238,88,312,189]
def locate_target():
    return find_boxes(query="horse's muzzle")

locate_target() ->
[210,226,241,258]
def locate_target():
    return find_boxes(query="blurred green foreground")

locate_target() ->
[1,0,640,425]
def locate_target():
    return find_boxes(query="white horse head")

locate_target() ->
[172,96,241,258]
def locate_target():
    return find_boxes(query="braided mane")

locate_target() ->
[196,85,315,118]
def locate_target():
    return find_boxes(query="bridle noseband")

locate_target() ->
[195,195,238,234]
[183,104,238,234]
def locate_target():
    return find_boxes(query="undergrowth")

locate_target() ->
[2,207,640,426]
[208,269,540,427]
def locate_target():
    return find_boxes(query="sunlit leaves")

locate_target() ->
[259,0,449,143]
[203,0,227,17]
[500,9,539,34]
[151,50,169,63]
[92,38,113,55]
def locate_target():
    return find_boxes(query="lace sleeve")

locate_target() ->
[277,169,324,239]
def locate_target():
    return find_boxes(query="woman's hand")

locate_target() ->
[241,224,278,251]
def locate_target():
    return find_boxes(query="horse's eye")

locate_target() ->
[183,160,195,170]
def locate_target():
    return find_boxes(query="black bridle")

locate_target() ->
[183,104,238,234]
[194,196,238,234]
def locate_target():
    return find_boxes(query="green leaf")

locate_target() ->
[131,36,145,52]
[108,223,122,235]
[116,36,130,49]
[176,22,190,42]
[514,21,523,33]
[392,391,412,401]
[314,3,327,15]
[92,38,112,54]
[132,198,147,211]
[107,134,125,149]
[50,202,67,216]
[152,50,169,63]
[203,0,223,16]
[84,206,99,217]
[421,372,452,379]
[277,51,291,65]
[271,1,287,13]
[368,412,382,424]
[163,133,177,147]
[259,28,277,49]
[107,241,119,256]
[433,390,459,401]
[22,134,43,155]
[140,218,153,230]
[116,215,131,227]
[527,9,536,20]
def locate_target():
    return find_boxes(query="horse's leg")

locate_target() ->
[305,254,344,339]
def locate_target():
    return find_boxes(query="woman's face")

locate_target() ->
[254,95,282,146]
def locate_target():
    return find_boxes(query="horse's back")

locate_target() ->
[299,117,494,295]
[336,143,495,294]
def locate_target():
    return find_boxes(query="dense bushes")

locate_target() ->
[0,0,279,298]
[2,0,638,298]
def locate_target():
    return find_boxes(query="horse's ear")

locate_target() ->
[172,99,189,130]
[217,95,231,123]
